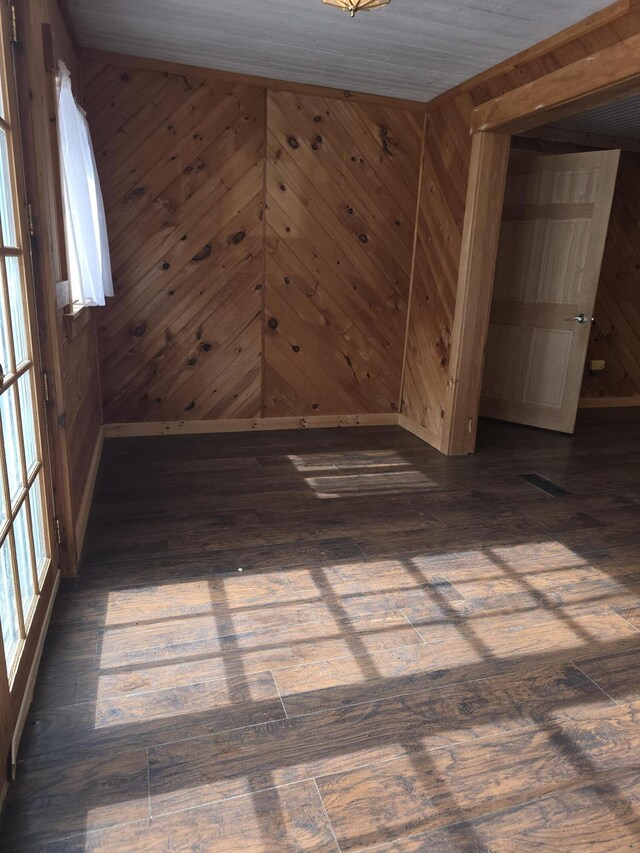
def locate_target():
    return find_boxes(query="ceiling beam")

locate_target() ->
[471,32,640,135]
[424,0,631,114]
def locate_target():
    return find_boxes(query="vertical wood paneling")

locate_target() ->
[264,91,422,417]
[402,4,640,450]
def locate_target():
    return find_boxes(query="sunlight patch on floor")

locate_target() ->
[305,469,440,498]
[287,451,412,472]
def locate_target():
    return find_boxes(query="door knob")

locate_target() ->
[565,313,592,324]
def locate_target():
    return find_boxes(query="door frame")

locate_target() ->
[13,8,86,576]
[0,0,59,794]
[444,31,640,455]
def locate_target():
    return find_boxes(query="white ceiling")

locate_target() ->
[67,0,611,102]
[552,94,640,140]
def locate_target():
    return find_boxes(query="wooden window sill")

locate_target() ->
[63,305,92,339]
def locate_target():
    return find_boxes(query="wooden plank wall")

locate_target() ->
[264,91,422,417]
[81,59,423,425]
[402,2,640,451]
[19,0,103,573]
[83,65,266,423]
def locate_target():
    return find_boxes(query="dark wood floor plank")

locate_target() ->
[100,609,421,668]
[33,610,422,709]
[286,558,462,604]
[1,749,149,850]
[147,659,614,817]
[2,411,640,850]
[362,768,640,852]
[318,701,640,851]
[574,645,640,704]
[37,780,340,853]
[615,604,640,629]
[76,538,364,590]
[275,610,639,716]
[21,671,285,764]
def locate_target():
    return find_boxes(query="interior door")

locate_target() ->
[480,149,620,433]
[0,0,56,778]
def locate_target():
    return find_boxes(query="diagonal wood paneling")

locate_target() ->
[402,5,640,450]
[82,61,424,426]
[264,90,423,418]
[582,150,640,400]
[401,101,470,444]
[82,60,266,423]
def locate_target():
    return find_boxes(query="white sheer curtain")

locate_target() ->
[57,61,113,310]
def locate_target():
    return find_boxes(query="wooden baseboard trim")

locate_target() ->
[74,426,104,557]
[103,413,452,452]
[397,414,443,451]
[579,395,640,409]
[104,414,401,438]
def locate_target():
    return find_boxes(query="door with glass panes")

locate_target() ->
[0,0,56,765]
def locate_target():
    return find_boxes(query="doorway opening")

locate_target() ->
[477,93,640,449]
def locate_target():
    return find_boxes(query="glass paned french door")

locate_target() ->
[0,1,54,686]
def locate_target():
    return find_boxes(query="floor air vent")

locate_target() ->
[518,473,570,497]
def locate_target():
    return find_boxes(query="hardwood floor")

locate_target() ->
[2,409,640,851]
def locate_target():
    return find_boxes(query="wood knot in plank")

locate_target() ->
[191,244,212,262]
[123,186,145,202]
[379,127,393,155]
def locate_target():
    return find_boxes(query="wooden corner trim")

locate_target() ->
[74,426,104,560]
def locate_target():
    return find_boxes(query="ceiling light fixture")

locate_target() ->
[321,0,390,18]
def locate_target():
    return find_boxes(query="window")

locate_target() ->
[56,61,113,312]
[0,7,54,685]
